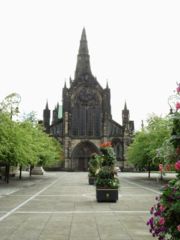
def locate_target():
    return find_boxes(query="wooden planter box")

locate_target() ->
[96,188,118,202]
[88,176,96,185]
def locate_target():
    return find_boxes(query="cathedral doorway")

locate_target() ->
[71,141,100,171]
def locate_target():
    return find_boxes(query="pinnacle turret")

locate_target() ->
[106,81,109,89]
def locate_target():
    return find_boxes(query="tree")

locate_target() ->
[0,113,18,182]
[126,114,171,178]
[0,94,63,182]
[17,119,63,177]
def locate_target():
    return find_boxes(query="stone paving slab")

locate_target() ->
[0,172,170,239]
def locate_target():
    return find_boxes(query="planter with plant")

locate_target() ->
[95,142,120,202]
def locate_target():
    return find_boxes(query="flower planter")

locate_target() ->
[88,176,95,185]
[96,188,118,202]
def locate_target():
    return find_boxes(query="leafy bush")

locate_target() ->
[147,166,180,240]
[88,153,101,177]
[95,142,119,189]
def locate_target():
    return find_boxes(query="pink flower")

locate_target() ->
[177,86,180,93]
[159,205,165,212]
[175,160,180,171]
[176,102,180,110]
[177,225,180,232]
[159,164,163,172]
[158,217,165,225]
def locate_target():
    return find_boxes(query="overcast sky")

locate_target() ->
[0,0,180,130]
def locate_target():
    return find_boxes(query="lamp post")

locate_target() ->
[168,82,180,114]
[9,93,21,120]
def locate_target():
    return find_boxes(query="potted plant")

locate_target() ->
[88,153,101,185]
[95,142,120,202]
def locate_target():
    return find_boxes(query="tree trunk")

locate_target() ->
[29,165,33,177]
[19,165,22,179]
[148,162,151,179]
[5,164,10,183]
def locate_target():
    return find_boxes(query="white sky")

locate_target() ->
[0,0,180,130]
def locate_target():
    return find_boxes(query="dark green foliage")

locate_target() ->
[101,147,116,166]
[170,112,180,149]
[88,154,101,177]
[96,144,119,189]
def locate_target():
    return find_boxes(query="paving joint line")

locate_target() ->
[0,177,61,222]
[14,210,149,214]
[120,178,161,194]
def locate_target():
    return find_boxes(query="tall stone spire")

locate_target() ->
[122,101,129,126]
[124,101,127,110]
[75,28,92,79]
[43,100,50,133]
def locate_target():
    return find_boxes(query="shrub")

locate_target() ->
[95,142,120,189]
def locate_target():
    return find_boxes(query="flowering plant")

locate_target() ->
[95,141,120,189]
[100,141,112,148]
[147,162,180,239]
[147,83,180,239]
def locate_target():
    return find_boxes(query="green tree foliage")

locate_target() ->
[126,131,151,170]
[0,113,18,166]
[126,114,172,173]
[88,153,101,177]
[0,94,63,182]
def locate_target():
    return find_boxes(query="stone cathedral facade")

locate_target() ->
[43,29,134,171]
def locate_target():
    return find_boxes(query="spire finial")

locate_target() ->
[75,28,91,78]
[78,27,89,55]
[124,101,127,110]
[106,81,109,89]
[45,100,49,110]
[81,27,87,41]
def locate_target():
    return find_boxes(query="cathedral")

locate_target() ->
[43,28,134,171]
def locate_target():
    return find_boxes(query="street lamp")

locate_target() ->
[8,93,21,120]
[168,82,180,114]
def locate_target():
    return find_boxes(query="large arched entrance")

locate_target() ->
[71,141,100,171]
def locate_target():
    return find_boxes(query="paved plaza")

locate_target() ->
[0,171,174,240]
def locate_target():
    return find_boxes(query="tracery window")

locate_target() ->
[71,88,101,137]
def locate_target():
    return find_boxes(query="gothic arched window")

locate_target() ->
[71,88,102,137]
